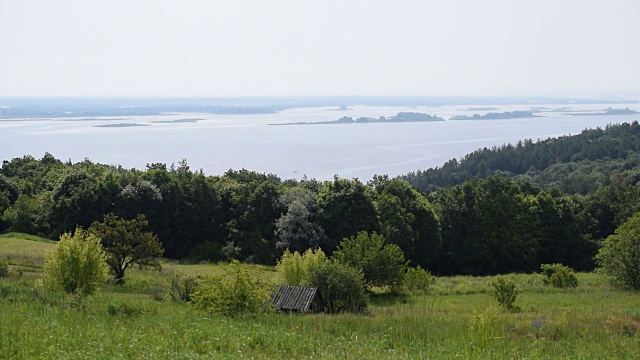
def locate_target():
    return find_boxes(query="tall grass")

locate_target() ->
[2,278,638,359]
[0,234,56,277]
[1,236,638,359]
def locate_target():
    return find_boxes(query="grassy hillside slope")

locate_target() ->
[1,235,639,358]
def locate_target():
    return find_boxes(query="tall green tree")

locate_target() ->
[89,214,164,282]
[117,179,162,219]
[1,192,51,236]
[534,191,595,270]
[275,187,326,253]
[145,164,224,260]
[431,177,541,275]
[50,170,105,236]
[0,174,19,207]
[222,170,282,263]
[317,177,379,255]
[375,179,441,267]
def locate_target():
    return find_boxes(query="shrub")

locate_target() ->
[550,270,578,289]
[191,260,274,316]
[308,261,368,314]
[404,265,434,294]
[170,274,199,302]
[276,250,304,286]
[596,212,640,290]
[43,227,109,296]
[540,263,578,288]
[491,277,519,312]
[0,258,9,278]
[332,231,406,290]
[276,248,327,286]
[148,283,165,301]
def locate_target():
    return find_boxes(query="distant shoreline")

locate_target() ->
[450,111,541,121]
[1,96,637,119]
[269,112,444,126]
[566,108,638,117]
[151,118,203,124]
[93,123,150,128]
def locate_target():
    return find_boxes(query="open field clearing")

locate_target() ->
[1,235,639,359]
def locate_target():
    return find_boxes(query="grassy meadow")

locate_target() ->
[1,234,639,359]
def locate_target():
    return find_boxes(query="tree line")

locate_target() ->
[2,122,639,275]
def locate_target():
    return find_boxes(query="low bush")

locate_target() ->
[332,232,406,291]
[170,274,199,302]
[491,277,519,312]
[276,248,327,286]
[308,261,368,314]
[42,228,109,296]
[191,260,274,316]
[404,265,434,294]
[541,263,578,288]
[148,282,165,301]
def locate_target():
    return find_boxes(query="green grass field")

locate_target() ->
[1,234,638,359]
[0,233,55,277]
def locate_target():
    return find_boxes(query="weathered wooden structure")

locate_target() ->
[269,285,323,313]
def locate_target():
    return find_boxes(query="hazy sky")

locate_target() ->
[1,0,638,97]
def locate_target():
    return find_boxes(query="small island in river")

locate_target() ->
[270,112,444,126]
[567,107,638,116]
[151,118,203,123]
[93,123,150,128]
[450,111,539,120]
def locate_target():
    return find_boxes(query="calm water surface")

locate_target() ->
[1,105,638,180]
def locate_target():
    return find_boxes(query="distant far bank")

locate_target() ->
[0,95,637,119]
[269,112,444,126]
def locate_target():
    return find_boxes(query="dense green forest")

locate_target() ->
[402,121,640,193]
[2,121,639,275]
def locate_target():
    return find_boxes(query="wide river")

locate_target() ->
[1,104,638,181]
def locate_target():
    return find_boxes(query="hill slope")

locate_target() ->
[402,121,640,193]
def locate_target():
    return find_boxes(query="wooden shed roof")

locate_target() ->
[270,285,318,312]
